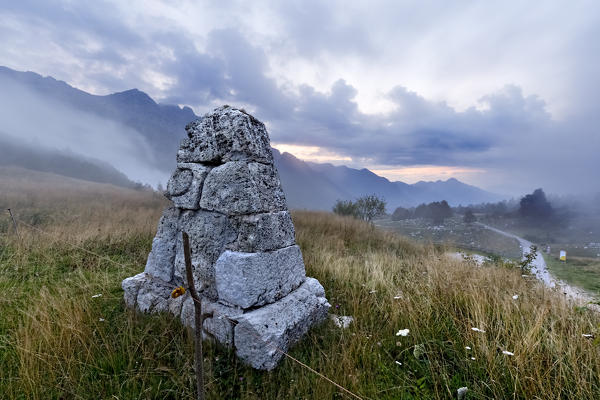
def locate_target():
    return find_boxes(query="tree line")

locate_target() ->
[391,200,453,224]
[332,188,565,227]
[456,188,564,226]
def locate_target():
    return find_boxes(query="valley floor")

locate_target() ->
[378,216,600,304]
[375,216,522,259]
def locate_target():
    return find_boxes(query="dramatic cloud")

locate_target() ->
[0,0,599,195]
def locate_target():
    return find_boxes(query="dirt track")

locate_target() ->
[478,223,597,305]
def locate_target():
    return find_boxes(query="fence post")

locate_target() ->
[7,209,19,239]
[182,231,205,400]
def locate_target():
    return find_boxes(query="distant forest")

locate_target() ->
[390,188,580,227]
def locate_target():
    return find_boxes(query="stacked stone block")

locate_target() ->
[122,105,330,370]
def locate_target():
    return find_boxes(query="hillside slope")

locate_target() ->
[0,177,598,399]
[0,66,196,170]
[0,135,137,188]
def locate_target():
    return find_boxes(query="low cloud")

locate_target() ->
[0,76,169,185]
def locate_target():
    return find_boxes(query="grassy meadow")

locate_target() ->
[543,254,600,295]
[374,216,522,259]
[1,167,600,399]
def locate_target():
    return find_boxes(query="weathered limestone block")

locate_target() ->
[228,211,296,252]
[166,168,192,196]
[214,245,306,309]
[122,272,147,308]
[165,163,210,209]
[122,273,173,313]
[173,210,237,299]
[234,278,330,370]
[200,161,286,215]
[180,296,243,346]
[136,276,173,313]
[144,206,179,282]
[177,106,273,165]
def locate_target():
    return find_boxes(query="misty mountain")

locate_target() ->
[409,178,502,207]
[274,150,352,210]
[0,134,137,188]
[273,149,502,210]
[0,66,195,170]
[0,66,503,210]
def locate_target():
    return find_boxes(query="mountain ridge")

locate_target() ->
[0,66,504,210]
[274,149,502,209]
[0,66,196,169]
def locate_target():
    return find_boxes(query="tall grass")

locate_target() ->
[1,171,600,399]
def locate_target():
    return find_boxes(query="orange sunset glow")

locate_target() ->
[272,143,486,183]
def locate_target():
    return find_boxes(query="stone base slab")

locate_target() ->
[233,277,330,370]
[122,273,329,370]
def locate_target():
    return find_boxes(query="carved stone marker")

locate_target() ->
[122,105,330,370]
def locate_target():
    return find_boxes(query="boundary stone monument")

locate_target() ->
[122,105,330,370]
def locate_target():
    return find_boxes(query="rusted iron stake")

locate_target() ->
[182,231,204,400]
[7,209,19,239]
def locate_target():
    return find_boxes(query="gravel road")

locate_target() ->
[478,223,596,304]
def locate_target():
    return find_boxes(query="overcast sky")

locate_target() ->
[1,0,598,195]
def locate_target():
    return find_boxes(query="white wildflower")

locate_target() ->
[465,346,471,350]
[369,290,377,294]
[470,357,476,360]
[99,318,105,322]
[471,327,486,333]
[457,386,468,400]
[502,350,514,356]
[92,294,102,298]
[330,314,354,329]
[396,328,410,337]
[512,294,519,300]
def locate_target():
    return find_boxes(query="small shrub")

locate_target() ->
[333,195,386,222]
